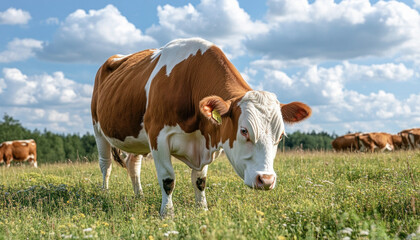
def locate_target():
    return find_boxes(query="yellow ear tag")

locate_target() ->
[211,109,222,124]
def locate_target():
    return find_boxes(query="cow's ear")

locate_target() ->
[280,102,312,124]
[199,96,231,125]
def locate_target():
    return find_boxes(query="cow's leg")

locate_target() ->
[191,165,208,210]
[152,149,175,217]
[126,154,143,196]
[94,127,112,190]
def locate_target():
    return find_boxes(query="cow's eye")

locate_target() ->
[240,127,249,138]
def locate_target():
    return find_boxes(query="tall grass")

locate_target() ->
[0,151,419,239]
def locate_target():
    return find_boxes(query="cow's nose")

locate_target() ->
[255,174,276,190]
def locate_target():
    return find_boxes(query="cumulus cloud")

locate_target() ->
[0,68,93,133]
[246,0,420,62]
[146,0,267,57]
[0,38,43,63]
[249,61,419,134]
[0,68,92,107]
[39,4,158,63]
[0,8,31,25]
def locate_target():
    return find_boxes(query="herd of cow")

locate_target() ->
[332,128,420,152]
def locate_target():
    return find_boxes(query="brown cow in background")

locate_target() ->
[391,134,404,150]
[358,132,393,152]
[332,133,360,152]
[408,129,420,149]
[0,139,37,167]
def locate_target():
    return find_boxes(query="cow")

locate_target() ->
[399,129,415,150]
[358,132,393,152]
[331,133,360,152]
[0,139,37,167]
[91,38,311,217]
[408,129,420,149]
[391,134,404,150]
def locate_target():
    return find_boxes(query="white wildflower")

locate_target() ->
[163,231,179,237]
[339,227,353,235]
[83,228,92,233]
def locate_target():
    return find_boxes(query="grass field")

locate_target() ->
[0,151,419,239]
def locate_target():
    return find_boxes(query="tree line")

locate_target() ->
[0,114,337,164]
[0,114,97,164]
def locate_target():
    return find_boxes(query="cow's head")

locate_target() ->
[200,91,311,190]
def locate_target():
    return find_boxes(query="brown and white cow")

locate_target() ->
[0,139,37,167]
[91,38,311,216]
[358,132,394,152]
[408,129,420,149]
[331,133,360,152]
[398,128,416,150]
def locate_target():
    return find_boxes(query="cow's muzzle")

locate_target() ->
[254,174,276,190]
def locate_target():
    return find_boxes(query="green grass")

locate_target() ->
[0,151,419,239]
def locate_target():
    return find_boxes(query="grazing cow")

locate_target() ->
[408,129,420,149]
[331,133,360,152]
[0,139,37,167]
[358,132,393,152]
[391,134,404,150]
[399,129,415,150]
[91,38,311,216]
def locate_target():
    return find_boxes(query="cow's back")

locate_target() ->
[91,50,157,141]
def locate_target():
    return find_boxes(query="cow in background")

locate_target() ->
[399,129,415,150]
[391,134,404,150]
[408,129,420,149]
[358,132,393,152]
[331,133,360,152]
[0,139,37,167]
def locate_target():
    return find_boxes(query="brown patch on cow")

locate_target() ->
[196,177,206,191]
[0,139,37,166]
[163,178,175,195]
[332,133,360,152]
[280,102,312,124]
[143,46,251,150]
[91,50,158,140]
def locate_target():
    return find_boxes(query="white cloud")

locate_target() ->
[414,0,420,8]
[146,0,267,57]
[40,5,158,63]
[247,0,420,62]
[0,68,92,106]
[0,68,93,133]
[0,38,43,63]
[0,8,31,25]
[249,61,419,135]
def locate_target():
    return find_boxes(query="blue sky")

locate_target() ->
[0,0,419,135]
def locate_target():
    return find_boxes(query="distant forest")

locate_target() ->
[0,114,336,164]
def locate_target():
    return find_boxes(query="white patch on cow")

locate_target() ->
[112,54,132,61]
[94,122,150,155]
[383,143,393,151]
[145,38,213,108]
[24,154,35,161]
[158,124,221,170]
[409,134,416,148]
[222,91,281,188]
[21,142,28,146]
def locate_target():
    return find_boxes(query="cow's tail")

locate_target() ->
[111,147,127,168]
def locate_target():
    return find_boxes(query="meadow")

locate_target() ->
[0,151,419,239]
